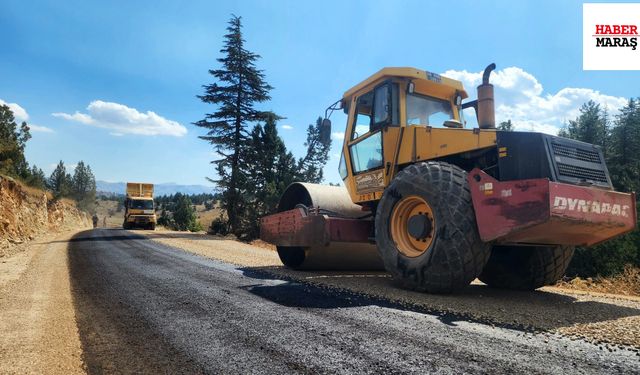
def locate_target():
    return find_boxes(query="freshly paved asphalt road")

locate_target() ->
[67,229,640,374]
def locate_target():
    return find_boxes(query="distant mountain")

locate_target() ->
[96,180,214,196]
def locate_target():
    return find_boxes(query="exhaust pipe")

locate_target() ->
[477,63,496,129]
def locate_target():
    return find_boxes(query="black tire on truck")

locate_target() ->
[479,245,575,290]
[375,161,491,293]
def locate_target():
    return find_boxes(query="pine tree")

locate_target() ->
[194,15,273,236]
[48,160,71,199]
[242,113,292,237]
[562,99,640,277]
[0,104,31,177]
[25,165,47,189]
[240,114,332,238]
[563,101,607,148]
[172,193,199,231]
[296,117,332,183]
[158,208,173,227]
[72,161,97,211]
[608,98,640,193]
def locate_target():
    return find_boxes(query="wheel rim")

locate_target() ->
[390,195,435,257]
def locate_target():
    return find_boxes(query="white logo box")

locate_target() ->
[583,3,640,70]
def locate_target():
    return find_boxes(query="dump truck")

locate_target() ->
[123,182,156,230]
[260,64,637,293]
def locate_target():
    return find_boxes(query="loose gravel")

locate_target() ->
[0,231,85,374]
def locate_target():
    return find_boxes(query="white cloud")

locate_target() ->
[0,99,29,122]
[1,99,55,134]
[331,131,345,140]
[52,100,187,137]
[29,124,54,133]
[441,67,627,134]
[280,124,293,130]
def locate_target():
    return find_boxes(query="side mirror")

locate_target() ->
[320,118,332,145]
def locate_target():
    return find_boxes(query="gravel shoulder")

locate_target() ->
[0,230,85,374]
[143,229,640,350]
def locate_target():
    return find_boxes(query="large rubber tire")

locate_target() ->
[479,245,575,290]
[375,161,491,293]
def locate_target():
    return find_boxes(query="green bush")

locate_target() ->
[208,217,228,235]
[567,226,640,278]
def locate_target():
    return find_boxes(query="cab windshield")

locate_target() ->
[129,199,154,210]
[406,93,454,127]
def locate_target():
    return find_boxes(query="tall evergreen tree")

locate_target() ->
[48,160,71,199]
[561,99,640,277]
[194,15,273,236]
[242,113,293,237]
[0,104,31,177]
[25,165,47,189]
[172,193,199,231]
[608,98,640,193]
[296,117,332,183]
[71,161,97,211]
[561,101,607,148]
[240,114,332,238]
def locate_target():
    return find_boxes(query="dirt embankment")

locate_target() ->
[0,175,90,257]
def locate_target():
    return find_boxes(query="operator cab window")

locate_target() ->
[338,151,348,180]
[406,93,453,128]
[352,91,373,140]
[351,83,399,140]
[348,83,399,174]
[350,131,383,173]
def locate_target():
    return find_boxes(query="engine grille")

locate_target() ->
[556,163,608,183]
[549,139,611,188]
[551,143,602,163]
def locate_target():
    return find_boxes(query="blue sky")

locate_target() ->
[1,0,639,186]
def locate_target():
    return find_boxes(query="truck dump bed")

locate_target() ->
[126,182,154,198]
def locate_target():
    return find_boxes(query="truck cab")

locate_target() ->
[123,182,157,230]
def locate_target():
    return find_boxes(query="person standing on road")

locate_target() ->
[103,216,107,228]
[92,214,98,228]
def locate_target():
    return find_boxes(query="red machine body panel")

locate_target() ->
[260,208,372,247]
[468,169,637,246]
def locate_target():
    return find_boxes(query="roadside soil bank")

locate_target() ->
[0,175,90,258]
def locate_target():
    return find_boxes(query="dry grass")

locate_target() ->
[248,239,276,251]
[194,204,224,229]
[556,265,640,297]
[58,197,76,206]
[1,175,52,200]
[94,200,123,227]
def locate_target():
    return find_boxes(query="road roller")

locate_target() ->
[260,64,637,293]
